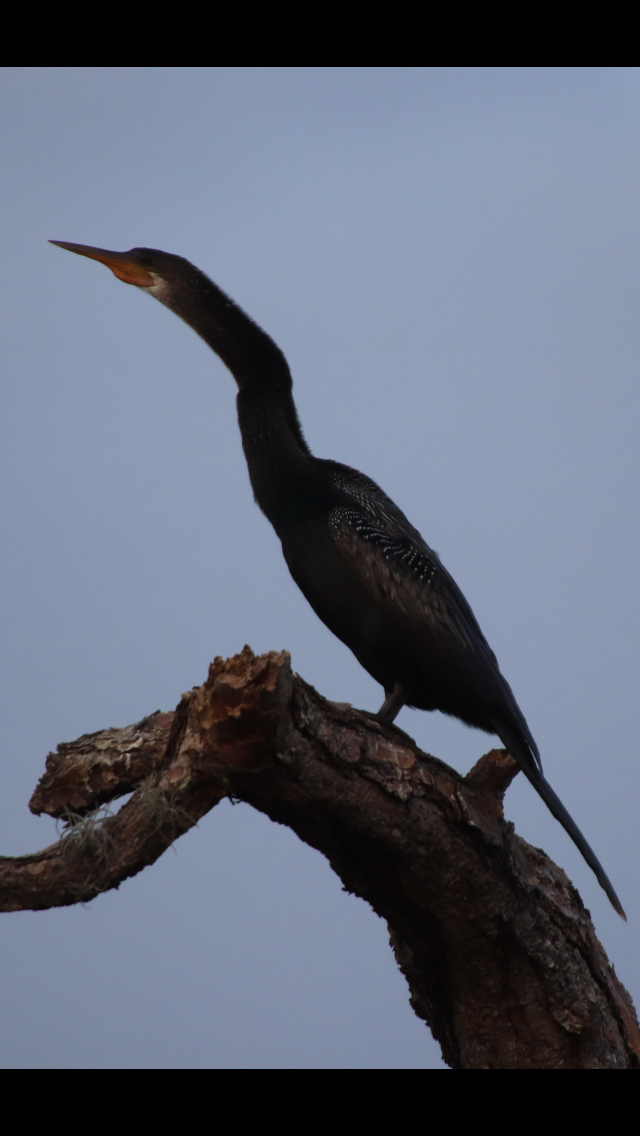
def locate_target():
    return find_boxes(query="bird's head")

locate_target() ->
[49,242,195,304]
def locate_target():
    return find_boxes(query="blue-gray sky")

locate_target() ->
[1,67,639,1069]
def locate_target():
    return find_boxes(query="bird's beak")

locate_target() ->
[50,241,155,287]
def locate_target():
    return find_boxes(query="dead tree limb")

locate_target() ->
[1,646,638,1069]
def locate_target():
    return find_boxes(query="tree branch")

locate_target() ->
[1,646,638,1069]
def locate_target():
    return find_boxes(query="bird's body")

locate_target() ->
[51,240,625,917]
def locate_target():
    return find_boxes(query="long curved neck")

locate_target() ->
[155,263,313,528]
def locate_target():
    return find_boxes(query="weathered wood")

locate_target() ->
[1,646,638,1069]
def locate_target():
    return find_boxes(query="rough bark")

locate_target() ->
[1,646,638,1069]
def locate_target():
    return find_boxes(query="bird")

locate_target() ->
[50,240,625,918]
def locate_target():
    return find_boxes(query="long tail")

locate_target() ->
[493,717,625,919]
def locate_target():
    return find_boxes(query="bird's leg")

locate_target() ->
[376,684,407,724]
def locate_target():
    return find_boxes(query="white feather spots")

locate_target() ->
[330,507,437,587]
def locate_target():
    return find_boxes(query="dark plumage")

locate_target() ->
[51,240,625,918]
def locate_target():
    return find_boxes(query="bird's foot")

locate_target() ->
[376,684,407,724]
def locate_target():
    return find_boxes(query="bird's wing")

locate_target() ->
[328,501,493,659]
[328,500,542,776]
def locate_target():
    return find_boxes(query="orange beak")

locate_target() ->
[50,241,155,287]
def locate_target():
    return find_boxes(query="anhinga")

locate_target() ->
[51,240,625,918]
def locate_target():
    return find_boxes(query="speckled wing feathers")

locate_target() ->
[328,466,493,657]
[327,465,542,776]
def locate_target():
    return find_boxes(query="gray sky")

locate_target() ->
[1,67,639,1069]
